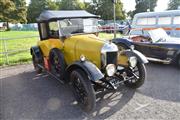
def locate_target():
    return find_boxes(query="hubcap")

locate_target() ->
[51,53,62,75]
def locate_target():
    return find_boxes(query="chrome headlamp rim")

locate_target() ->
[106,64,116,77]
[129,56,137,68]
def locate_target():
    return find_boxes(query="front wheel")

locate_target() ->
[124,63,146,89]
[70,69,96,112]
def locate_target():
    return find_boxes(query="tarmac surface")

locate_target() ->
[0,63,180,120]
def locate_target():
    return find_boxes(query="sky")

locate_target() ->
[121,0,169,12]
[26,0,170,12]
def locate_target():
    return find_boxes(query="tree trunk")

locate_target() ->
[6,22,10,31]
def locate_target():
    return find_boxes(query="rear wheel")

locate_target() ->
[124,63,146,89]
[49,49,66,80]
[70,69,96,112]
[32,54,43,74]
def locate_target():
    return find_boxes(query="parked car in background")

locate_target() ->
[31,10,148,112]
[100,23,127,33]
[113,28,180,68]
[131,10,180,37]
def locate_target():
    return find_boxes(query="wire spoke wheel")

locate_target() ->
[72,77,88,104]
[51,53,62,75]
[124,62,146,89]
[49,49,65,80]
[70,69,96,112]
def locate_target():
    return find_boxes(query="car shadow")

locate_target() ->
[87,87,135,119]
[1,70,135,120]
[136,62,180,103]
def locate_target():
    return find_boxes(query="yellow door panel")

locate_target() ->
[38,39,63,57]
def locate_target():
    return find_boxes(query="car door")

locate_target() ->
[133,42,154,57]
[146,42,169,60]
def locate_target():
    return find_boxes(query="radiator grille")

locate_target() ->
[106,52,118,65]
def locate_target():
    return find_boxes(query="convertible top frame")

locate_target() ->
[37,10,100,22]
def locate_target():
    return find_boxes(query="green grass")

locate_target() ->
[0,31,121,66]
[0,31,38,66]
[1,31,39,38]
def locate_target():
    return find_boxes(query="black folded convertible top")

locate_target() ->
[37,10,100,22]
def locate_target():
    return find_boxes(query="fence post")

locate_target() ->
[3,39,9,65]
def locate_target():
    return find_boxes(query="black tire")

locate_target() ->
[32,54,43,74]
[49,48,66,80]
[70,69,96,112]
[124,63,146,89]
[176,55,180,68]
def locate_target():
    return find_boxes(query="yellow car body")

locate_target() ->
[38,34,129,69]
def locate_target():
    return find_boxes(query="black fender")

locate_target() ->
[30,46,43,62]
[122,50,148,64]
[112,38,133,49]
[66,61,104,82]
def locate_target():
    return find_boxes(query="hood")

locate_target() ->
[69,34,105,68]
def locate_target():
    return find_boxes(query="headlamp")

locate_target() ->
[106,64,116,76]
[129,56,137,68]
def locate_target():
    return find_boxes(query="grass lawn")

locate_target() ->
[0,31,39,66]
[0,31,121,66]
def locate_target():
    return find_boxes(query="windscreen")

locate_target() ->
[59,18,99,36]
[148,28,169,42]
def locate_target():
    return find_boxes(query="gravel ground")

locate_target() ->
[0,63,180,120]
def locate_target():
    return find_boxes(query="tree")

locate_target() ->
[0,0,27,30]
[168,0,180,10]
[127,10,134,19]
[58,0,84,10]
[0,0,16,22]
[86,0,125,20]
[13,0,27,23]
[132,0,157,17]
[27,0,59,23]
[85,1,99,15]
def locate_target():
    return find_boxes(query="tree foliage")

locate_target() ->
[0,0,27,23]
[58,0,85,10]
[168,0,180,10]
[13,0,27,23]
[27,0,58,23]
[131,0,157,18]
[86,0,125,20]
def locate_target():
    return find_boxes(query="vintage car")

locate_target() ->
[30,10,148,112]
[114,28,180,67]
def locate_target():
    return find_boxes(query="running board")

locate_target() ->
[37,64,64,84]
[146,57,171,64]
